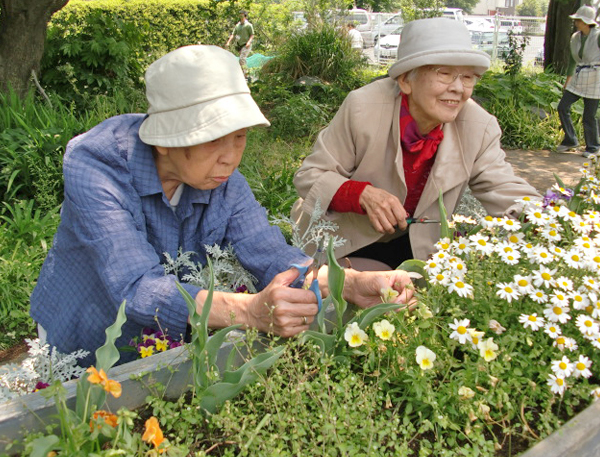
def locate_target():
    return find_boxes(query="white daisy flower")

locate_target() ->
[553,276,574,292]
[452,237,471,255]
[525,208,547,225]
[573,355,592,378]
[434,238,452,252]
[528,288,548,304]
[496,282,520,303]
[519,313,545,331]
[563,249,586,269]
[549,292,569,308]
[529,246,554,265]
[449,318,472,344]
[532,266,557,288]
[432,251,449,262]
[549,245,564,257]
[576,314,599,336]
[590,293,600,319]
[547,374,567,395]
[564,337,579,351]
[424,259,443,275]
[582,276,600,292]
[551,356,574,377]
[570,291,590,310]
[540,227,562,242]
[447,256,467,277]
[544,323,562,339]
[575,236,595,252]
[447,277,474,298]
[513,274,534,294]
[506,232,525,245]
[590,387,600,400]
[470,233,494,256]
[544,305,571,324]
[480,215,497,229]
[572,218,593,235]
[429,270,451,287]
[500,217,521,231]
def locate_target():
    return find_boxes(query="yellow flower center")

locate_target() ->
[518,279,528,287]
[571,255,580,262]
[436,274,444,281]
[541,252,548,258]
[553,307,563,315]
[528,315,537,322]
[478,239,487,246]
[458,243,466,249]
[351,335,362,345]
[534,212,542,218]
[577,362,586,370]
[556,337,565,344]
[542,272,551,280]
[549,230,557,236]
[536,292,543,298]
[559,362,567,370]
[504,286,513,293]
[458,326,467,334]
[585,320,593,328]
[456,282,465,289]
[557,378,564,386]
[422,359,432,368]
[441,242,449,249]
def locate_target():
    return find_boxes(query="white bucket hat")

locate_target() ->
[388,18,490,79]
[139,45,270,147]
[569,5,598,26]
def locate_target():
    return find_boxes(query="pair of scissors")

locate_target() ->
[291,238,326,312]
[406,217,441,224]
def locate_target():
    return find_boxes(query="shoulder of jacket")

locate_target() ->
[348,77,397,104]
[456,99,494,124]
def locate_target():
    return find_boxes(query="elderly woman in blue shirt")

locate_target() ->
[30,45,413,365]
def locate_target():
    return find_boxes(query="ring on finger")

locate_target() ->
[302,316,308,325]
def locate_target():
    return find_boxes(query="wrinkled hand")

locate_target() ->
[248,269,318,337]
[345,269,414,309]
[359,185,408,234]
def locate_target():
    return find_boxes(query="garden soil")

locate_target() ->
[0,149,588,368]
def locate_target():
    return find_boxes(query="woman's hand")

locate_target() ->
[247,269,318,337]
[359,185,408,233]
[343,268,414,309]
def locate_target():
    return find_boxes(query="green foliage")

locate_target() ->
[474,69,565,149]
[398,0,444,21]
[504,31,530,77]
[517,0,548,17]
[176,263,283,414]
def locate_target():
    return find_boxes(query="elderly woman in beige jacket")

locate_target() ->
[292,18,540,270]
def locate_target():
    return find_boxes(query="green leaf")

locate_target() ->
[95,300,128,372]
[349,303,401,329]
[204,325,243,370]
[199,346,285,413]
[29,435,60,457]
[553,173,566,189]
[438,190,453,240]
[300,330,337,356]
[397,258,428,290]
[326,237,347,329]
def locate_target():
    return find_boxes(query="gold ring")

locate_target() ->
[302,316,308,325]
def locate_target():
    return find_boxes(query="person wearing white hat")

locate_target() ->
[30,45,414,365]
[556,5,600,157]
[292,18,540,270]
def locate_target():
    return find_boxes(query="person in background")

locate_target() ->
[347,22,364,50]
[30,45,414,366]
[292,18,540,271]
[556,5,600,158]
[226,10,254,77]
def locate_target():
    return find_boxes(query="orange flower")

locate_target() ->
[142,416,165,450]
[86,366,122,398]
[89,410,118,431]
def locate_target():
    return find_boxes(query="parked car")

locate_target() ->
[464,17,494,32]
[499,18,523,34]
[371,13,403,44]
[335,8,374,47]
[374,26,402,60]
[442,8,465,23]
[471,31,510,60]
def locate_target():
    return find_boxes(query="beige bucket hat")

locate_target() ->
[388,17,490,79]
[569,6,598,26]
[139,45,270,147]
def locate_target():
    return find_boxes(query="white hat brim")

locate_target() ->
[139,92,270,147]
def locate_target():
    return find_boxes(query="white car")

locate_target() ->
[465,17,494,32]
[374,26,402,59]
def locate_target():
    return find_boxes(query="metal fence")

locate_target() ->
[365,15,547,68]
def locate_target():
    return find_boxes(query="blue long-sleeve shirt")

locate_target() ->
[30,114,308,365]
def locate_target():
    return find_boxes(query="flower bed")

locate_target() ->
[1,158,600,456]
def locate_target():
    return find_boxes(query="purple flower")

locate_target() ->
[170,341,183,349]
[235,284,249,293]
[34,382,50,391]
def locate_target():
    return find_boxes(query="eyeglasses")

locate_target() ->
[432,67,481,88]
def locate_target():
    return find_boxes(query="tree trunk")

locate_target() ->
[0,0,69,98]
[544,0,579,74]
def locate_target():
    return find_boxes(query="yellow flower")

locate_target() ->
[140,346,155,358]
[373,319,395,340]
[478,338,499,362]
[344,322,368,347]
[380,287,399,303]
[155,339,169,352]
[143,416,165,451]
[415,345,436,370]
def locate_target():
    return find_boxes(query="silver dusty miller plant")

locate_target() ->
[163,244,258,293]
[0,338,88,402]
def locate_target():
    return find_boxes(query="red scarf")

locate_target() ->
[400,94,443,216]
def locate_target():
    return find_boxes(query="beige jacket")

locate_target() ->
[292,77,540,261]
